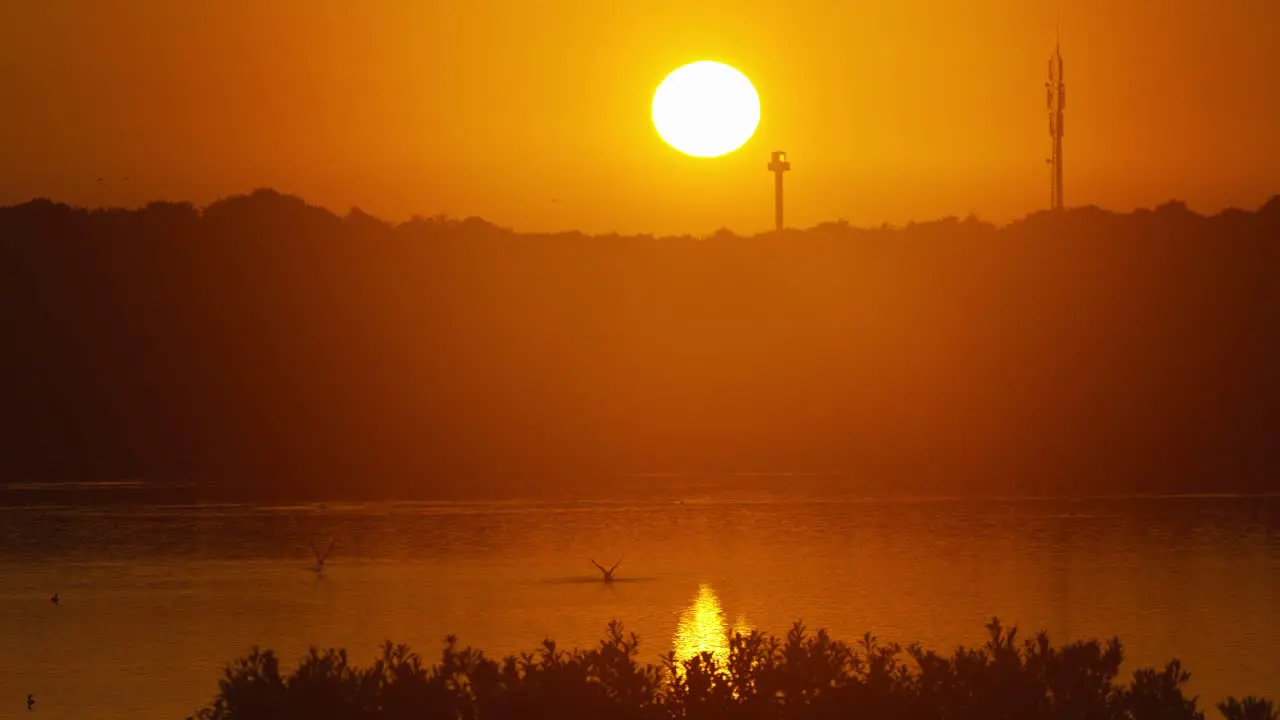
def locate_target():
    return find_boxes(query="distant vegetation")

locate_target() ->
[189,619,1274,720]
[3,190,1279,496]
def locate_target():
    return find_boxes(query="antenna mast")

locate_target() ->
[1046,35,1066,211]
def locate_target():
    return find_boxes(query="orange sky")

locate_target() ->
[1,0,1276,234]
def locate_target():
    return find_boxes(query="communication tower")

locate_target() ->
[1046,38,1066,211]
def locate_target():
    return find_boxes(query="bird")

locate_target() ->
[310,538,336,573]
[27,693,34,710]
[590,558,622,583]
[50,593,58,605]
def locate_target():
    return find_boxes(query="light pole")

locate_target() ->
[768,151,791,232]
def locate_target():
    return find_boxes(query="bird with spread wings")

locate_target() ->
[590,557,622,582]
[311,538,336,573]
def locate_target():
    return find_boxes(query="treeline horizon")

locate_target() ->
[3,189,1279,496]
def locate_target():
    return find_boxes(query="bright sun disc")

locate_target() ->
[652,61,760,158]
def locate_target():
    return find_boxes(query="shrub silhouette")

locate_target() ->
[189,618,1272,720]
[1218,697,1279,720]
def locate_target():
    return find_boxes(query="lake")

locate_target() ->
[2,483,1277,717]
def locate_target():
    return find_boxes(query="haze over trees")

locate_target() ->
[2,189,1278,497]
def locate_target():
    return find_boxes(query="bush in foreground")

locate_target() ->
[191,618,1274,720]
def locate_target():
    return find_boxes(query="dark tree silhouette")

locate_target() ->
[187,619,1273,720]
[1219,697,1279,720]
[2,190,1279,499]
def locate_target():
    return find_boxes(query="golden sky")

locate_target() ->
[1,0,1276,234]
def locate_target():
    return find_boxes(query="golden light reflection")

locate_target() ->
[674,584,728,664]
[673,584,753,667]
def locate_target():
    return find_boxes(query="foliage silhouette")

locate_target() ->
[1218,697,1279,720]
[2,190,1280,497]
[188,618,1272,720]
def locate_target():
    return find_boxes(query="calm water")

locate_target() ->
[2,485,1278,718]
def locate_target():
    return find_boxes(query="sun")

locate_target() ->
[652,61,761,158]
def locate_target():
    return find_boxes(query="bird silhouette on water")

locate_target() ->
[311,539,336,573]
[50,593,58,605]
[590,558,623,583]
[27,693,34,710]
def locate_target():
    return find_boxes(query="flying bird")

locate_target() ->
[590,558,622,583]
[310,539,336,573]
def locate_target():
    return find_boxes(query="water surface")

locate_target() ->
[2,486,1277,717]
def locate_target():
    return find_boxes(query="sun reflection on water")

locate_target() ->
[673,584,753,667]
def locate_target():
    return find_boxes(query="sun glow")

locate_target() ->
[673,584,730,663]
[652,61,761,158]
[673,583,755,671]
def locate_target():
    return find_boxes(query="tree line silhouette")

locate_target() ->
[188,619,1275,720]
[3,189,1278,497]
